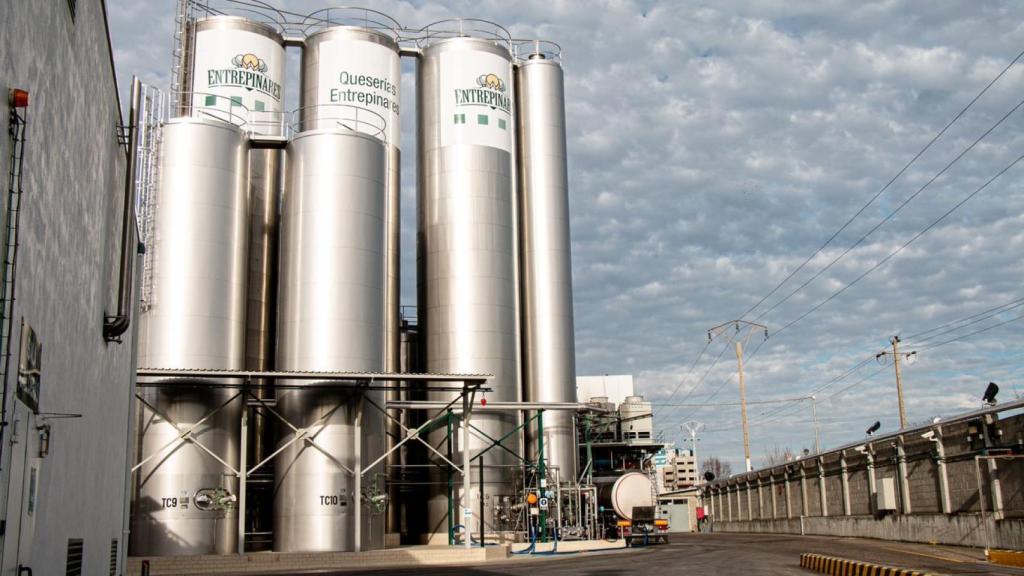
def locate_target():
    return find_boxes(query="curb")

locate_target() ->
[799,553,944,576]
[989,549,1024,568]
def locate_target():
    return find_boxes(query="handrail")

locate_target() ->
[290,103,387,141]
[411,18,512,50]
[512,39,562,63]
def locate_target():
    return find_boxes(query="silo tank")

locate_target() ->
[274,129,387,552]
[132,117,249,556]
[516,55,578,483]
[300,29,402,537]
[184,16,286,135]
[417,36,520,542]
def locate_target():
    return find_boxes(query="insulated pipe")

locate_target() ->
[104,76,141,341]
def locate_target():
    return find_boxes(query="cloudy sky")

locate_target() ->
[108,0,1024,473]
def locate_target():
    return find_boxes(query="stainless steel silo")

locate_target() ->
[516,54,578,483]
[417,37,520,542]
[300,25,403,539]
[274,128,388,552]
[132,117,249,556]
[181,14,287,543]
[181,16,286,134]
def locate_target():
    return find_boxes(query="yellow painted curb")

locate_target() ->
[989,549,1024,568]
[800,552,945,576]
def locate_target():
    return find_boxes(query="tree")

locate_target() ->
[701,456,732,481]
[761,445,797,468]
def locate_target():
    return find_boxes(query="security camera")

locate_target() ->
[853,444,867,454]
[920,430,935,441]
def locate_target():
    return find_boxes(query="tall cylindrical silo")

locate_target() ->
[274,128,388,552]
[417,37,520,542]
[182,14,287,543]
[300,26,402,538]
[183,16,286,135]
[516,54,578,483]
[132,117,249,556]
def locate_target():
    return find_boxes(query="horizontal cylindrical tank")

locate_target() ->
[418,36,520,542]
[184,16,286,135]
[132,117,249,556]
[274,129,388,552]
[595,472,657,520]
[516,54,578,483]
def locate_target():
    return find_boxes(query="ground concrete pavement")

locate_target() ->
[273,533,1024,576]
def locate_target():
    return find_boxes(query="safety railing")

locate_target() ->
[412,18,512,51]
[289,103,387,141]
[512,39,562,63]
[296,6,402,37]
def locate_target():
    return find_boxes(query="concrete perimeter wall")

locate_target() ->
[705,406,1024,550]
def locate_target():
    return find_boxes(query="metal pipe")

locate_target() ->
[137,368,489,384]
[104,76,141,341]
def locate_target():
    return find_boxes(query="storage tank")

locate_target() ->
[300,29,403,538]
[179,14,287,536]
[273,123,388,552]
[417,35,520,541]
[595,472,657,520]
[300,25,401,378]
[132,117,249,555]
[182,16,286,135]
[516,49,578,483]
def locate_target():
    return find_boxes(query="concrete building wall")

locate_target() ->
[847,466,870,515]
[0,1,134,575]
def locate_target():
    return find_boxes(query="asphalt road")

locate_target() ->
[280,533,1024,576]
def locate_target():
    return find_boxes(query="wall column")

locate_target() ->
[896,438,912,514]
[818,458,828,517]
[800,465,809,517]
[770,473,778,519]
[933,431,951,514]
[840,452,851,516]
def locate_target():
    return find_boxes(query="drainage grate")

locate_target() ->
[65,538,83,576]
[109,539,118,576]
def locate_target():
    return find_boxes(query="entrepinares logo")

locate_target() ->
[207,52,282,101]
[454,71,510,112]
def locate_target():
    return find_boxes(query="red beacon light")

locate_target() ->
[480,397,487,406]
[9,89,29,109]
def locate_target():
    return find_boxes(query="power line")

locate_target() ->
[738,47,1024,321]
[654,333,732,418]
[656,396,811,407]
[903,296,1024,344]
[755,93,1024,326]
[653,337,713,407]
[917,312,1024,352]
[772,151,1024,339]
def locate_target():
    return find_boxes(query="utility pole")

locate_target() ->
[709,320,768,473]
[681,420,704,485]
[876,335,916,429]
[810,395,821,454]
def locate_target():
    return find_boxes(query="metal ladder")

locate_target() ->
[0,108,27,404]
[135,84,164,311]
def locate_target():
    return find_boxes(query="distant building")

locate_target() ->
[656,446,698,491]
[577,374,635,405]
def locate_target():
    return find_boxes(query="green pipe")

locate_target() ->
[446,408,453,546]
[538,410,547,543]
